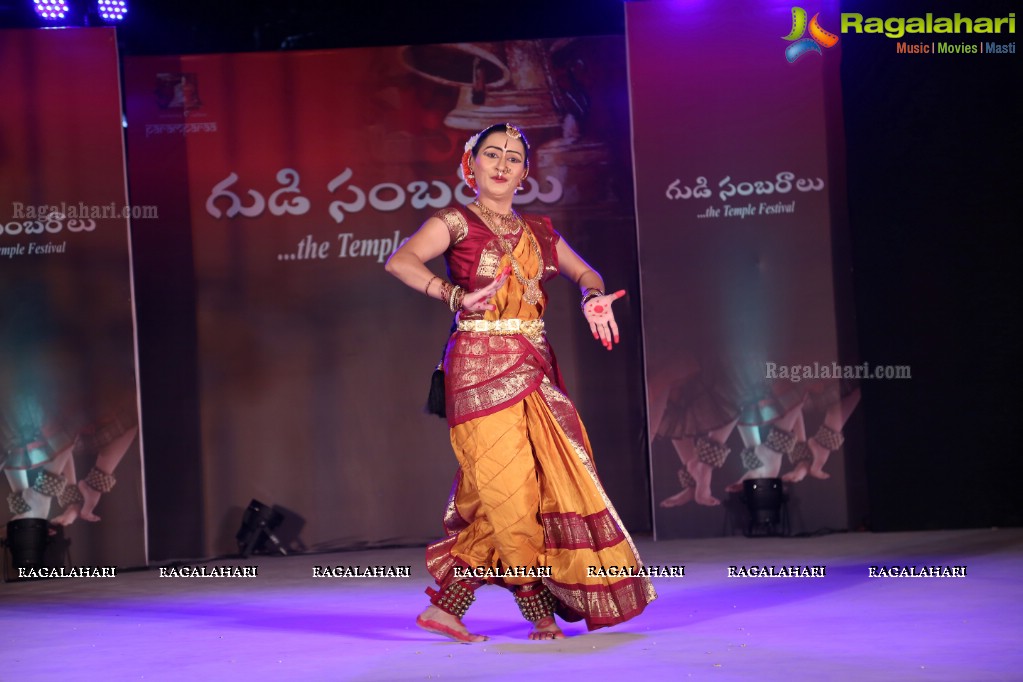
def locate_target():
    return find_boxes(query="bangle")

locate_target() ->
[448,285,465,312]
[581,288,604,310]
[425,276,440,297]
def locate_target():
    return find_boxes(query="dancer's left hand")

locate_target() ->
[583,290,625,351]
[461,265,512,313]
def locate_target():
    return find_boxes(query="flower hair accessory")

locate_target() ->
[460,149,476,191]
[460,130,483,191]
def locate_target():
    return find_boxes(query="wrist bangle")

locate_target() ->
[581,288,604,310]
[425,276,440,297]
[448,285,465,312]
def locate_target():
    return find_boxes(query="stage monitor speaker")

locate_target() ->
[2,518,72,581]
[235,499,287,558]
[742,478,789,537]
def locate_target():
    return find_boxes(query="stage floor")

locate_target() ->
[3,528,1021,681]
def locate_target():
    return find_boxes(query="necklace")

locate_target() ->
[472,200,520,235]
[471,200,544,305]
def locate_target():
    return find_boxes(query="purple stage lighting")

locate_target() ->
[96,0,127,21]
[33,0,70,21]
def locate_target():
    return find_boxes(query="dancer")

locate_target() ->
[386,123,655,642]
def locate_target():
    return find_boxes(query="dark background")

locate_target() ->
[3,0,1018,554]
[838,1,1021,530]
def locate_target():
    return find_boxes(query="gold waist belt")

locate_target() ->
[457,318,545,340]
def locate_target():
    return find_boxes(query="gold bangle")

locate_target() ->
[425,275,440,297]
[449,285,465,312]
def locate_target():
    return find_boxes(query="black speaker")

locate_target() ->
[742,478,788,537]
[3,518,71,581]
[234,499,286,558]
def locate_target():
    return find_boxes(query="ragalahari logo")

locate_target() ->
[783,7,840,62]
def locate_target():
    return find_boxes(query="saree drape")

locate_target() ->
[424,206,655,630]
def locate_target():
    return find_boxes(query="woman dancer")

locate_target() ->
[386,123,655,642]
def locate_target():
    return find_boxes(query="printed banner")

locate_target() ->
[627,1,861,538]
[124,37,647,557]
[0,28,146,570]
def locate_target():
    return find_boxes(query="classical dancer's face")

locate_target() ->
[471,131,527,201]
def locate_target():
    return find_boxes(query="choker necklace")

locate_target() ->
[471,200,544,305]
[472,200,521,235]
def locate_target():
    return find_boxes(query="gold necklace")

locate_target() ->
[472,200,520,235]
[471,201,544,305]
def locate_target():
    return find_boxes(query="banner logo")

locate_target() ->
[783,7,840,62]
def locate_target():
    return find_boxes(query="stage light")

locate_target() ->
[96,0,127,22]
[33,0,70,21]
[742,478,788,537]
[235,499,287,558]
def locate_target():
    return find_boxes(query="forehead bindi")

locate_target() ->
[481,133,525,158]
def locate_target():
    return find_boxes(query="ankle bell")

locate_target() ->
[514,583,557,623]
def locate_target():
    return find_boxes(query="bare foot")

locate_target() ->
[691,461,721,506]
[808,441,831,479]
[51,505,81,526]
[528,615,565,640]
[694,490,721,506]
[78,480,102,522]
[659,488,694,508]
[782,462,809,483]
[415,605,487,643]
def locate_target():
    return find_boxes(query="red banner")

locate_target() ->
[627,2,860,537]
[1,28,145,569]
[125,37,647,556]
